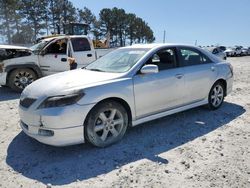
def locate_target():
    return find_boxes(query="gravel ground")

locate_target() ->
[0,57,250,188]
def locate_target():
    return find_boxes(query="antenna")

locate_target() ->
[163,30,166,43]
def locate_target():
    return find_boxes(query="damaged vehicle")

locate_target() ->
[0,36,112,92]
[0,44,39,91]
[19,44,233,147]
[0,45,32,61]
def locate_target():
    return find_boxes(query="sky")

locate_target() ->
[71,0,250,47]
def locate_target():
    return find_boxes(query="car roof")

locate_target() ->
[204,47,217,51]
[40,35,89,42]
[122,43,202,49]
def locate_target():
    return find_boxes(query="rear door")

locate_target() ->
[177,47,217,104]
[70,37,96,68]
[133,47,185,119]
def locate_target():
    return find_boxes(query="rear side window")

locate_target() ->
[71,38,91,51]
[179,48,212,66]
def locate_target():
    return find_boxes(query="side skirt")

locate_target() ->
[132,99,208,127]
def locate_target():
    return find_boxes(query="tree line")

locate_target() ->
[0,0,155,46]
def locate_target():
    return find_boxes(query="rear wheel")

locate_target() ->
[208,82,225,110]
[8,68,37,92]
[85,101,128,147]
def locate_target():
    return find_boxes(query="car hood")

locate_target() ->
[22,69,122,98]
[0,44,29,50]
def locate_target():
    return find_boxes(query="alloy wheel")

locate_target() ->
[93,108,125,142]
[211,84,224,108]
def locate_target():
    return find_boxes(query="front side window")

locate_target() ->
[145,48,177,71]
[45,39,67,54]
[71,38,91,52]
[180,48,211,66]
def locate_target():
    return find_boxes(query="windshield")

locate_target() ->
[85,48,148,73]
[30,40,51,54]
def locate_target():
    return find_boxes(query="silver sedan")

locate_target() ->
[19,44,233,147]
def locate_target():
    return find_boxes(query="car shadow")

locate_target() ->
[0,86,20,101]
[6,102,245,186]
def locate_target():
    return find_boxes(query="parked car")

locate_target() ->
[241,48,248,56]
[19,44,233,147]
[204,47,227,60]
[0,35,113,92]
[234,47,242,56]
[224,47,235,57]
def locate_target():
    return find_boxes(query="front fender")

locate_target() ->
[77,78,136,120]
[5,63,43,78]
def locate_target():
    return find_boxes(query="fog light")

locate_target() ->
[38,129,54,136]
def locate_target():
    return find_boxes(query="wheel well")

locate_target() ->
[85,97,133,127]
[6,67,38,85]
[216,79,227,96]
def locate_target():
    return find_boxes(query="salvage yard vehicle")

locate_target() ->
[19,44,233,147]
[224,47,235,57]
[0,35,112,92]
[204,47,227,60]
[241,48,248,56]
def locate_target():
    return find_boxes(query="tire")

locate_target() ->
[8,68,37,92]
[208,82,225,110]
[85,100,129,147]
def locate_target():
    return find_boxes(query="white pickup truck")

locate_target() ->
[0,35,112,91]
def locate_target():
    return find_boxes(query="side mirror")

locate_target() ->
[140,64,159,74]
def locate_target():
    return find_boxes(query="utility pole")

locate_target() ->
[163,30,166,43]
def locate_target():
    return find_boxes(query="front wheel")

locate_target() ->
[8,68,37,92]
[208,82,225,110]
[85,101,128,147]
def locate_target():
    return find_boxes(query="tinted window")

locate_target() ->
[71,38,91,51]
[213,49,218,54]
[180,48,211,66]
[146,48,177,71]
[46,39,67,54]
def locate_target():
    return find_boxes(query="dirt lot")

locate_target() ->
[0,57,250,188]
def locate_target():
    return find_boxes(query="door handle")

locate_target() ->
[87,54,92,57]
[61,58,67,62]
[211,66,215,72]
[175,74,183,79]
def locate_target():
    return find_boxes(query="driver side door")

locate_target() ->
[38,38,70,76]
[133,48,185,119]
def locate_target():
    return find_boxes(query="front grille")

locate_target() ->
[20,98,37,108]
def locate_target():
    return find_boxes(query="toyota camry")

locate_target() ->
[19,44,233,147]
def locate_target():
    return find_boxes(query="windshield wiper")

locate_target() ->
[87,68,105,72]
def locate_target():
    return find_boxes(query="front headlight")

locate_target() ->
[38,93,84,109]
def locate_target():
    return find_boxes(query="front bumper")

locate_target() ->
[19,103,96,146]
[21,121,84,146]
[226,74,233,96]
[0,72,7,86]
